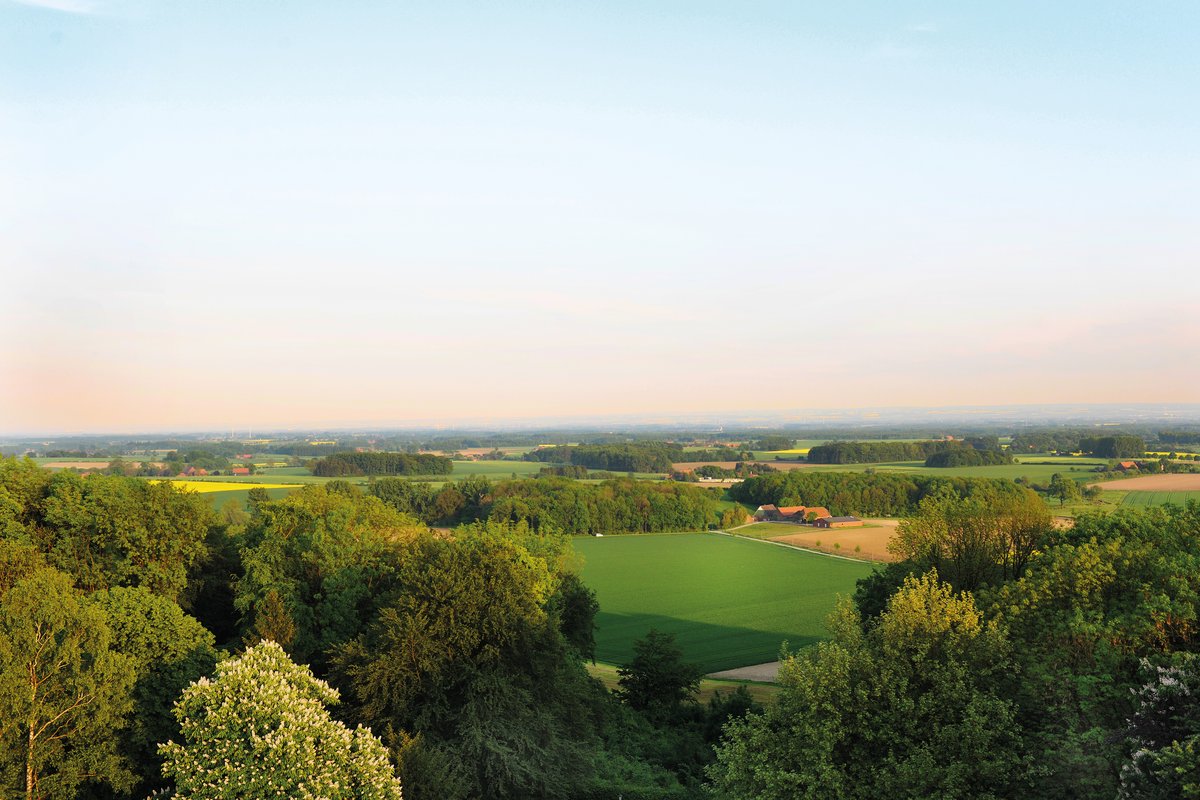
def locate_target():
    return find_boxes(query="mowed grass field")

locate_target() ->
[1119,491,1200,508]
[573,533,874,673]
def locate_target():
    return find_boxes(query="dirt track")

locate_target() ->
[768,518,899,562]
[708,662,780,682]
[1089,474,1200,491]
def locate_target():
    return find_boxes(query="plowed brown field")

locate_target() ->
[1089,474,1200,491]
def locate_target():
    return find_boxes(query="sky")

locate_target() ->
[2,0,1198,433]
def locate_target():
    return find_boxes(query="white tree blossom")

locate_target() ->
[159,641,402,799]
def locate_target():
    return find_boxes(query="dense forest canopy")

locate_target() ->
[730,470,1035,517]
[523,443,683,473]
[311,452,454,477]
[369,475,729,534]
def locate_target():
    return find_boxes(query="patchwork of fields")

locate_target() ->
[572,533,874,673]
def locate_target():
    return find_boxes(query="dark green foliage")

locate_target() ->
[550,572,599,660]
[91,587,218,795]
[311,451,453,477]
[924,447,1014,467]
[332,529,606,799]
[374,473,726,533]
[751,436,794,452]
[1117,654,1200,799]
[1079,435,1146,459]
[487,478,723,534]
[618,630,702,724]
[808,440,959,464]
[524,443,683,473]
[236,484,423,669]
[0,458,213,603]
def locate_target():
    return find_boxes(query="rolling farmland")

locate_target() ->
[573,532,873,672]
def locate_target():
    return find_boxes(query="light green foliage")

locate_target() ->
[709,572,1023,800]
[159,640,402,800]
[0,458,214,603]
[573,533,873,671]
[1047,473,1082,506]
[92,586,218,792]
[0,568,136,800]
[890,491,1052,591]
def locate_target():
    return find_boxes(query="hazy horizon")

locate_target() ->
[3,1,1198,432]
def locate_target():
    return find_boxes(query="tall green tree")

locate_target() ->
[0,568,135,800]
[617,630,701,724]
[333,530,599,799]
[159,640,402,800]
[709,572,1024,800]
[92,586,218,795]
[235,485,423,668]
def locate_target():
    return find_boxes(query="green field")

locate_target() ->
[1118,491,1200,508]
[202,486,298,509]
[572,533,874,672]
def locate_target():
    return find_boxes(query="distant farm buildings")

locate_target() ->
[754,504,856,527]
[813,516,864,529]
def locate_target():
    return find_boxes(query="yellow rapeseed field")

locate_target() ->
[151,480,300,493]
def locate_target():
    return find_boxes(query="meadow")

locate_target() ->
[1119,490,1200,508]
[572,532,874,673]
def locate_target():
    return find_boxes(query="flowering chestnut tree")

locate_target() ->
[159,641,401,799]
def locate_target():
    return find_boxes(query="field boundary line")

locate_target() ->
[714,530,877,564]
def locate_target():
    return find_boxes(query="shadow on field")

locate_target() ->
[592,610,824,674]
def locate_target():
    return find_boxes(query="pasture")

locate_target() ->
[572,533,873,673]
[1119,491,1200,508]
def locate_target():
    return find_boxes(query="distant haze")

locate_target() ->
[2,1,1198,432]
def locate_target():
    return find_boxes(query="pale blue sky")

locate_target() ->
[2,1,1198,431]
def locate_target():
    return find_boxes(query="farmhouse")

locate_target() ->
[814,515,864,529]
[802,506,831,523]
[1115,461,1142,471]
[777,505,807,520]
[754,504,781,521]
[231,467,250,476]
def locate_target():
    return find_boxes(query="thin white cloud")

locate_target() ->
[907,22,939,33]
[9,0,96,13]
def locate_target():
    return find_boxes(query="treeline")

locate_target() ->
[0,458,756,799]
[1079,434,1146,458]
[683,447,755,462]
[806,440,949,464]
[679,463,777,480]
[806,439,1009,465]
[711,494,1200,800]
[310,451,453,476]
[924,448,1013,467]
[524,442,683,472]
[730,470,1034,517]
[1159,429,1200,445]
[370,475,727,534]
